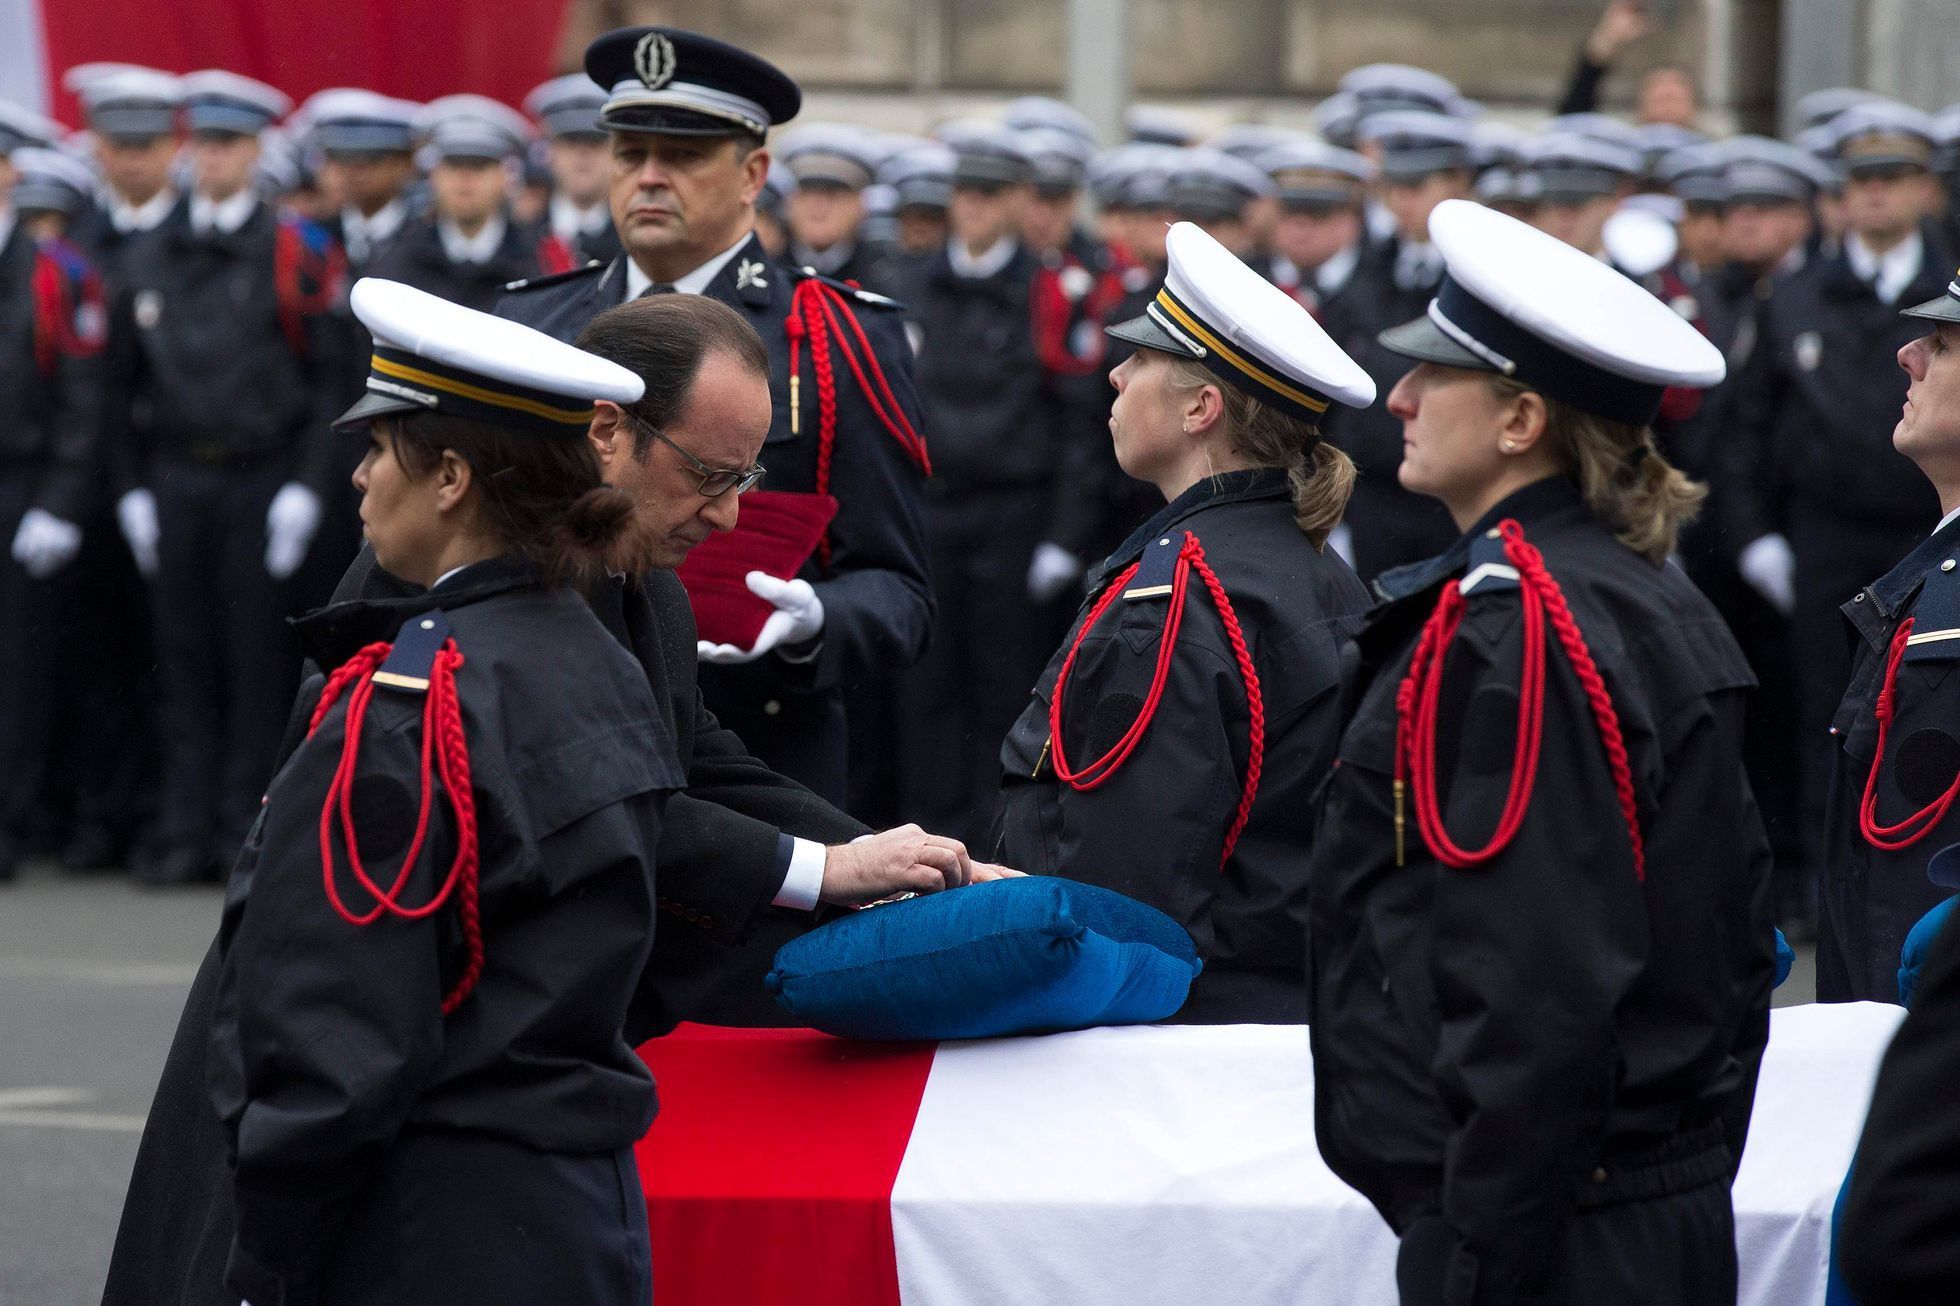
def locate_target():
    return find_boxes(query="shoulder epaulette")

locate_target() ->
[786,263,905,311]
[278,212,336,258]
[502,260,604,294]
[1459,527,1522,597]
[373,609,454,694]
[43,236,95,282]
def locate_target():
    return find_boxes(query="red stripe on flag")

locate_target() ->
[635,1023,937,1306]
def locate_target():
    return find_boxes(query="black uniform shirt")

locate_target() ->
[370,216,564,315]
[0,228,105,522]
[207,559,682,1296]
[994,468,1371,1022]
[1819,512,1960,1001]
[1308,475,1774,1299]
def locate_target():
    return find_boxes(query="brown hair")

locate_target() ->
[574,293,770,463]
[383,412,655,586]
[1165,355,1356,550]
[1485,376,1705,563]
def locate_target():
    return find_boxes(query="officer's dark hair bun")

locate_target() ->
[383,413,659,585]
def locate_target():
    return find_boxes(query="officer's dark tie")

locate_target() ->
[637,281,677,299]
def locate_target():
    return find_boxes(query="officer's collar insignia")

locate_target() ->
[1459,528,1521,596]
[634,31,678,91]
[736,257,769,292]
[1905,559,1960,663]
[1122,534,1181,601]
[373,609,453,693]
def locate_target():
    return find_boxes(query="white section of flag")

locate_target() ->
[0,0,48,114]
[890,1004,1904,1306]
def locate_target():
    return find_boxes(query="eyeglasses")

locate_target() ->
[628,413,766,499]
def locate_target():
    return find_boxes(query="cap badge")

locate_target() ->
[634,31,678,91]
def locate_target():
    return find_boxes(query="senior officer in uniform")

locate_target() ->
[498,27,932,807]
[102,289,987,1306]
[1309,202,1773,1305]
[991,223,1374,1022]
[102,71,349,885]
[1814,268,1960,1001]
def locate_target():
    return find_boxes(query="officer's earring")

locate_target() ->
[1501,439,1517,453]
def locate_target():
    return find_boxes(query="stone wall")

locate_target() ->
[559,0,1781,130]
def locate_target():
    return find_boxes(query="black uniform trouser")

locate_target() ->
[0,471,64,842]
[301,1132,651,1306]
[1791,510,1925,890]
[1396,1178,1737,1306]
[895,486,1051,844]
[150,459,299,866]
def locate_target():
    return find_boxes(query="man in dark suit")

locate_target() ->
[497,27,933,810]
[101,291,987,1306]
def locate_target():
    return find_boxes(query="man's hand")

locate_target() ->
[1586,0,1652,64]
[968,860,1029,883]
[698,571,826,663]
[820,824,977,906]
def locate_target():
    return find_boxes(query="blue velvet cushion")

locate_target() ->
[1773,928,1794,990]
[1899,895,1958,1009]
[766,877,1203,1040]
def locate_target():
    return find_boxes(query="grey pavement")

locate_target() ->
[0,858,1822,1305]
[0,863,221,1306]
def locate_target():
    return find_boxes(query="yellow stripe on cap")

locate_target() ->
[1153,291,1330,414]
[370,354,598,426]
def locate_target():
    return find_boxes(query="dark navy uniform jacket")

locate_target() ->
[1722,240,1949,543]
[1309,476,1774,1301]
[101,198,349,497]
[1818,514,1960,1001]
[208,559,681,1303]
[496,232,932,801]
[370,216,570,315]
[994,468,1371,1022]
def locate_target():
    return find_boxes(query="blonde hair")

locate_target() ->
[1486,377,1705,564]
[1165,355,1356,550]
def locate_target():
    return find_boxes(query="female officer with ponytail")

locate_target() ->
[1309,200,1775,1306]
[990,221,1376,1024]
[208,280,679,1306]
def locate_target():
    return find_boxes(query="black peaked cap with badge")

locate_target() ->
[586,27,801,138]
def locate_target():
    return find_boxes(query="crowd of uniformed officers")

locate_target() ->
[3,7,1960,1304]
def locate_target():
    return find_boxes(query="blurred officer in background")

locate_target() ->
[779,122,882,285]
[372,95,576,313]
[526,74,622,267]
[103,70,349,885]
[0,107,108,880]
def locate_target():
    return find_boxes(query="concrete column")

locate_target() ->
[1067,0,1131,147]
[1779,0,1859,133]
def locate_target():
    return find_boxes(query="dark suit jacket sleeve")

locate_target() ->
[799,301,935,693]
[1711,301,1784,552]
[1842,909,1960,1302]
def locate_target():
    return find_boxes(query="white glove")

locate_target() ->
[1026,541,1082,603]
[10,507,82,578]
[263,482,322,580]
[1326,522,1355,566]
[698,571,826,664]
[1738,532,1796,616]
[117,488,160,577]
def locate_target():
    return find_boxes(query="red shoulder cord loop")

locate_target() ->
[786,278,933,567]
[1859,617,1960,849]
[30,251,62,377]
[273,224,347,356]
[1392,519,1646,881]
[1046,532,1266,869]
[307,640,483,1014]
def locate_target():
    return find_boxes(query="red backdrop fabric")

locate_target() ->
[40,0,572,127]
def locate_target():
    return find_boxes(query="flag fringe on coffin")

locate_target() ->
[633,1004,1901,1306]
